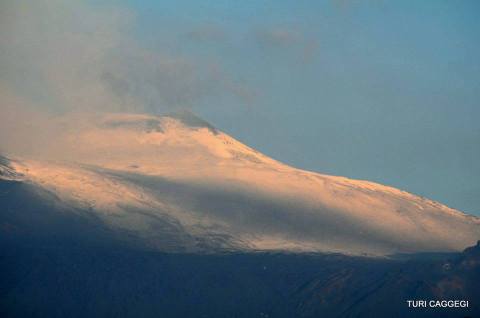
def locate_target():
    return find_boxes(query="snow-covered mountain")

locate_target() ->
[1,112,479,256]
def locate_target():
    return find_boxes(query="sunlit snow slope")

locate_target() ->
[2,112,479,255]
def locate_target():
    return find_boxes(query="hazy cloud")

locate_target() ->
[184,24,227,42]
[0,0,132,113]
[101,48,255,112]
[0,1,251,115]
[0,0,253,157]
[253,27,318,63]
[255,29,303,47]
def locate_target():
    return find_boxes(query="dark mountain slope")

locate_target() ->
[1,242,479,318]
[1,176,478,318]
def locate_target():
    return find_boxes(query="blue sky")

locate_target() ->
[119,0,480,214]
[1,0,479,214]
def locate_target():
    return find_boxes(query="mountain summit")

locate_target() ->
[1,112,479,255]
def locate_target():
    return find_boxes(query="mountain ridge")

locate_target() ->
[0,112,479,256]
